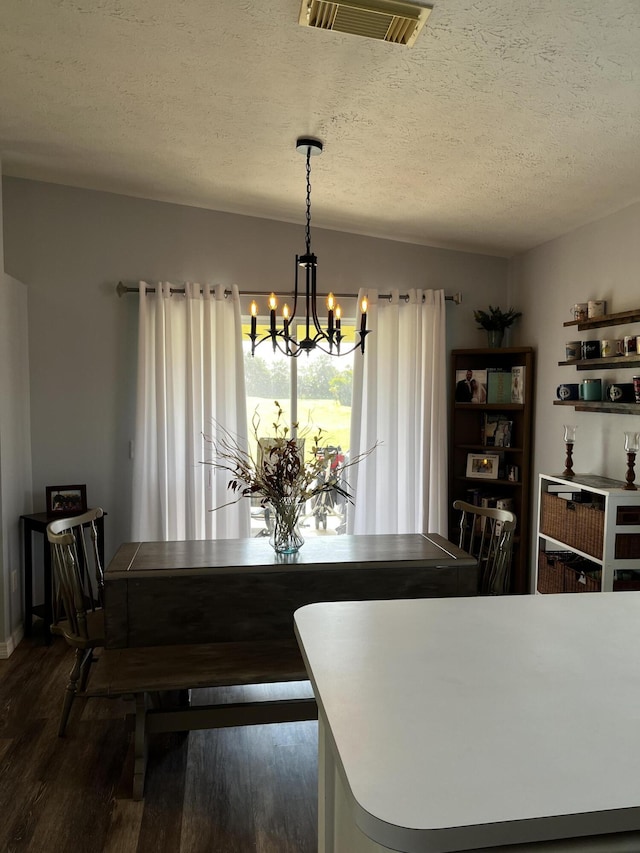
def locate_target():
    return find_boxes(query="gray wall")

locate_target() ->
[2,176,509,576]
[510,199,640,589]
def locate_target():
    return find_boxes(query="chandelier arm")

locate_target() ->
[309,256,325,338]
[251,325,363,359]
[290,255,300,322]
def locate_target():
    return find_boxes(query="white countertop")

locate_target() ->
[294,593,640,851]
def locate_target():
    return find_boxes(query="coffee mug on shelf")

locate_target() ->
[571,303,588,322]
[634,376,640,404]
[624,336,638,356]
[556,383,580,401]
[581,340,600,360]
[600,339,612,358]
[579,378,602,401]
[565,341,581,361]
[606,383,635,403]
[615,339,625,356]
[588,300,606,319]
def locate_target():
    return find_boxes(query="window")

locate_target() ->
[242,318,356,538]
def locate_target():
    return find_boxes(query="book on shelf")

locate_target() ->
[482,413,513,447]
[511,366,526,404]
[486,368,512,404]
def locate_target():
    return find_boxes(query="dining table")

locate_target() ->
[103,532,478,649]
[294,593,640,853]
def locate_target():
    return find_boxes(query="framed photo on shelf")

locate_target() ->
[454,368,487,403]
[466,453,500,480]
[45,484,88,516]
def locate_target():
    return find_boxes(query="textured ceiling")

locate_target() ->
[1,0,639,257]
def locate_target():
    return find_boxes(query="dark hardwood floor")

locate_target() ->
[0,627,318,853]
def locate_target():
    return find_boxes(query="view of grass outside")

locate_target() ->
[242,326,354,537]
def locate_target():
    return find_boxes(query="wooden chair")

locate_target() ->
[46,507,105,735]
[452,500,516,595]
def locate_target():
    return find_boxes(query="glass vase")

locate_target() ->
[269,499,305,555]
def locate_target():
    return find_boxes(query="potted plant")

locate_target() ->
[473,305,522,348]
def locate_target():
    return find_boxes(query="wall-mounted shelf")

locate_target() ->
[558,307,640,412]
[553,400,640,415]
[558,356,640,370]
[563,308,640,331]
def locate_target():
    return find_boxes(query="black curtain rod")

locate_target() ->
[115,281,462,304]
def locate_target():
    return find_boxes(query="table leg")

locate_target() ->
[133,692,149,801]
[23,520,33,637]
[318,713,335,853]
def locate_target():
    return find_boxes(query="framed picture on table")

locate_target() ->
[46,484,88,516]
[465,454,500,480]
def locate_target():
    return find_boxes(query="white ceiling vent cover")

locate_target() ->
[299,0,433,47]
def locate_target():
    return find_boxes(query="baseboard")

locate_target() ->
[0,625,24,658]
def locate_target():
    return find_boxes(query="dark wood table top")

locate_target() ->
[105,533,477,579]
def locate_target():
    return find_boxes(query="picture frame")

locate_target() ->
[46,484,88,516]
[454,368,488,403]
[466,453,500,480]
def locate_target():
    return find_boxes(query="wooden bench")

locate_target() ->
[89,639,317,800]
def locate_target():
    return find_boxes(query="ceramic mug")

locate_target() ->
[600,339,612,358]
[588,300,606,319]
[624,336,637,356]
[634,376,640,404]
[579,379,602,401]
[571,303,588,322]
[565,341,581,361]
[607,383,635,403]
[581,340,600,360]
[557,383,580,401]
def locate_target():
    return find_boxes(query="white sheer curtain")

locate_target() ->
[347,288,448,536]
[132,281,250,541]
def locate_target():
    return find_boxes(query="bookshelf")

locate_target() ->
[449,347,536,594]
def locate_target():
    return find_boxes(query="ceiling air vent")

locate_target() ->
[299,0,433,47]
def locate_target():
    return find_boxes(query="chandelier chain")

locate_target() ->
[305,149,312,255]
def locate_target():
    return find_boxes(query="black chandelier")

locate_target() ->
[249,137,369,358]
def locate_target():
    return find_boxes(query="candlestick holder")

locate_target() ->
[623,432,640,491]
[562,425,577,478]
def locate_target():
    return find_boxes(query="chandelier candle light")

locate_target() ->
[249,137,369,358]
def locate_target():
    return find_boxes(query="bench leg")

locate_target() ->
[132,693,149,800]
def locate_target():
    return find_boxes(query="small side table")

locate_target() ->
[21,511,106,644]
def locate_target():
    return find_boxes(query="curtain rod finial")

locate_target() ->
[116,281,127,298]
